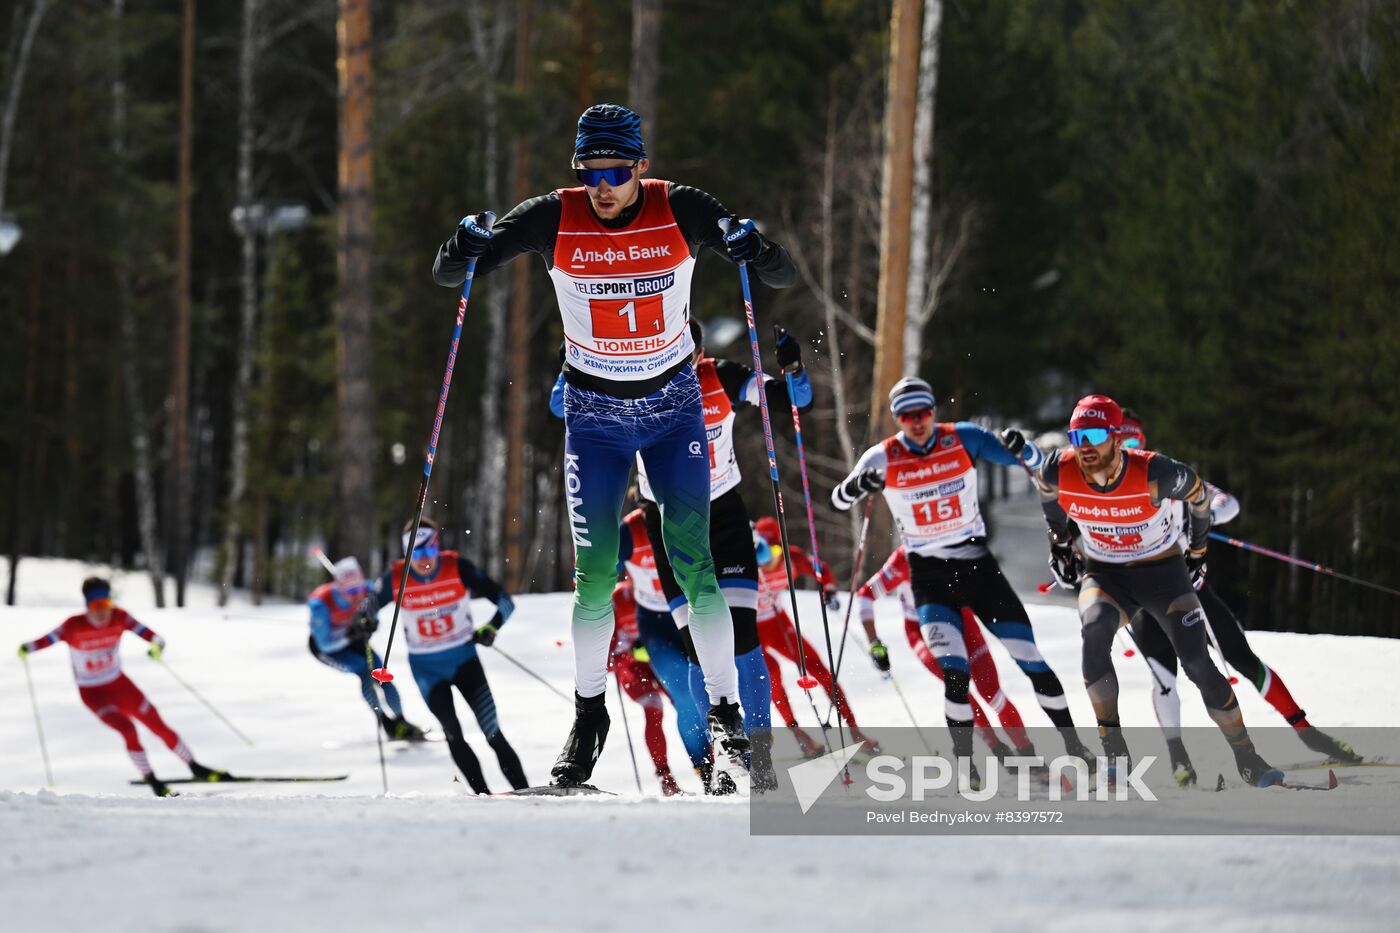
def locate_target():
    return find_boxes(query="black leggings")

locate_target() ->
[1080,556,1233,724]
[1130,584,1266,689]
[644,490,760,656]
[425,656,528,793]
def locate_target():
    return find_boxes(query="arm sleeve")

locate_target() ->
[666,184,796,289]
[459,559,514,623]
[549,371,567,419]
[832,445,887,512]
[1208,484,1241,526]
[954,422,1042,470]
[309,600,341,653]
[1148,454,1210,552]
[123,613,163,647]
[432,194,562,286]
[1037,455,1073,538]
[21,626,64,653]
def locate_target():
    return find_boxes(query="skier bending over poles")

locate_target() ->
[856,544,1035,761]
[434,103,795,790]
[369,518,528,794]
[1036,394,1282,787]
[750,516,875,755]
[832,376,1092,787]
[634,320,813,792]
[616,503,713,784]
[17,576,232,797]
[307,555,427,741]
[611,580,685,796]
[1113,410,1361,785]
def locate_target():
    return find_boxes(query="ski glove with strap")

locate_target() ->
[720,217,766,263]
[1185,548,1208,591]
[869,639,891,672]
[452,213,494,260]
[840,469,885,503]
[1047,532,1083,589]
[775,327,803,373]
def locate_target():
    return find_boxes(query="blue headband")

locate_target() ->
[84,585,112,601]
[574,104,646,163]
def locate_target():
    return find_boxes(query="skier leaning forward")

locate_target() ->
[432,103,795,789]
[832,376,1092,787]
[1036,394,1282,787]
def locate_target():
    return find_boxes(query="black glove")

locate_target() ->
[1185,548,1207,591]
[855,469,885,495]
[451,212,494,260]
[348,596,379,641]
[720,217,766,263]
[1047,532,1083,589]
[869,639,891,673]
[774,327,803,374]
[999,427,1026,458]
[823,589,840,612]
[474,611,504,646]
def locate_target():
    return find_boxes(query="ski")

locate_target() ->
[500,784,616,797]
[1210,770,1339,791]
[131,774,349,785]
[1282,758,1397,772]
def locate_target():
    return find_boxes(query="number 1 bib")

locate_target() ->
[550,180,696,383]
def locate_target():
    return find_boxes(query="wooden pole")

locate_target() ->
[868,0,922,423]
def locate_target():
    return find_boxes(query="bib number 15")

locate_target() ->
[912,496,962,526]
[590,295,664,340]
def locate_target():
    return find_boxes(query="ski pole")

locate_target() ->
[488,644,572,706]
[311,546,338,577]
[154,657,256,747]
[781,344,847,728]
[720,221,820,684]
[613,668,644,794]
[1208,531,1400,599]
[20,655,55,788]
[367,640,389,793]
[375,224,492,685]
[825,495,874,724]
[721,224,834,754]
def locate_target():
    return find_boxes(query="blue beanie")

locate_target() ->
[574,103,647,163]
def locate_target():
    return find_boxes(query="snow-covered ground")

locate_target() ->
[3,555,1399,932]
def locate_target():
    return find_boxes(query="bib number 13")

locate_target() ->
[590,295,664,340]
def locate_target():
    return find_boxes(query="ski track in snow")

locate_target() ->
[3,557,1398,932]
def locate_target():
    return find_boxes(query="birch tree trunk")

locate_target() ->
[112,0,165,606]
[0,0,49,218]
[902,0,941,376]
[219,0,260,605]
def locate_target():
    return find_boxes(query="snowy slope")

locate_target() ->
[3,557,1399,932]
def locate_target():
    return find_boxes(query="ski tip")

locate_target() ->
[1328,769,1339,790]
[371,668,394,684]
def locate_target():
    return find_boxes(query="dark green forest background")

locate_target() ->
[3,0,1397,637]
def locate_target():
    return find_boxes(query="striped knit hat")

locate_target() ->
[573,104,647,163]
[888,376,937,415]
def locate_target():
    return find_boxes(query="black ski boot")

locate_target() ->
[1234,745,1283,788]
[1060,727,1098,774]
[1296,726,1362,763]
[189,761,234,782]
[1099,723,1131,791]
[706,700,751,796]
[388,717,429,742]
[1167,737,1197,787]
[146,775,174,797]
[749,729,778,794]
[550,691,609,788]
